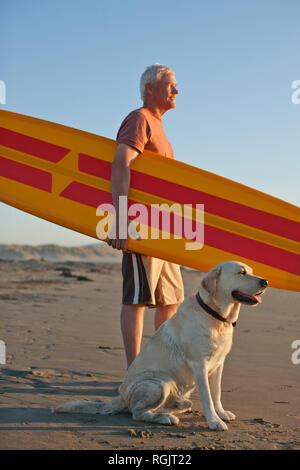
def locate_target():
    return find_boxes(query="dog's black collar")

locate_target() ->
[196,292,236,327]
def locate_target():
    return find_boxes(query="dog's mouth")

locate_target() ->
[231,289,266,305]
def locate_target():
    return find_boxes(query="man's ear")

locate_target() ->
[144,82,153,96]
[201,266,222,296]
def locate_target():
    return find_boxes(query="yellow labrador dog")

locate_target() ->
[55,261,268,431]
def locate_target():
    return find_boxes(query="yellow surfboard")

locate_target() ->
[0,110,299,291]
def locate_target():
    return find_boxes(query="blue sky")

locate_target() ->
[1,0,299,246]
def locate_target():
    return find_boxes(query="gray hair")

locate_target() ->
[140,63,173,101]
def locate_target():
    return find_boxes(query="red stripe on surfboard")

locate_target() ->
[61,181,113,207]
[60,181,300,276]
[79,153,111,180]
[62,177,200,240]
[0,156,52,192]
[0,127,70,163]
[60,180,202,239]
[77,154,300,243]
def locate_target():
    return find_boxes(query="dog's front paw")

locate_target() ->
[207,416,228,431]
[159,414,179,425]
[217,410,236,422]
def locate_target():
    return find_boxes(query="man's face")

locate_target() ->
[148,72,178,112]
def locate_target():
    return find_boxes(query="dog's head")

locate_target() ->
[201,261,268,307]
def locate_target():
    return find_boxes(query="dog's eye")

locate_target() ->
[240,269,246,275]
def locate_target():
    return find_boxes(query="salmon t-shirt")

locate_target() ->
[116,107,174,159]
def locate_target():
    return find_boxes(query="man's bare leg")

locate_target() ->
[120,304,145,368]
[154,303,180,331]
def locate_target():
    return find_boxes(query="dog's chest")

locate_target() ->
[207,331,233,367]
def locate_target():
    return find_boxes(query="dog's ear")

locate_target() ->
[201,266,222,296]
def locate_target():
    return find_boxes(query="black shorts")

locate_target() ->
[122,252,184,307]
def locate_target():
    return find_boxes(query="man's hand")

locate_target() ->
[107,214,142,251]
[107,236,128,252]
[107,216,129,252]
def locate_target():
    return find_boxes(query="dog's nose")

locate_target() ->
[260,278,268,288]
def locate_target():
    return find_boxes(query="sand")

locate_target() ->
[0,246,299,450]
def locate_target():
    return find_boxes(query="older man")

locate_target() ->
[108,64,184,368]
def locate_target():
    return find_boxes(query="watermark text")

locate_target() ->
[0,80,6,104]
[96,197,204,250]
[291,80,300,104]
[0,340,6,365]
[291,340,300,365]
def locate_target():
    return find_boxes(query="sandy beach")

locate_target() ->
[0,244,299,450]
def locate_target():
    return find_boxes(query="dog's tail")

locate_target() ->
[53,395,127,415]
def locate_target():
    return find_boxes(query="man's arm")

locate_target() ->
[108,143,140,250]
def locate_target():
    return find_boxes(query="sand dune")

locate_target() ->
[0,243,122,262]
